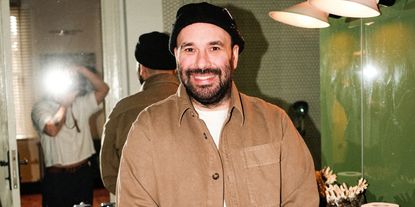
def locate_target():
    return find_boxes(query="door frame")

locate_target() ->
[0,0,21,206]
[100,0,129,114]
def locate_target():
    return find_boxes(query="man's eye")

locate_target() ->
[184,48,194,52]
[211,46,220,51]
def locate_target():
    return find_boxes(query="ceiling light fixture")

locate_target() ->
[309,0,380,18]
[269,1,330,29]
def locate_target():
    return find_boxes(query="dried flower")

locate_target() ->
[318,167,368,207]
[321,166,337,184]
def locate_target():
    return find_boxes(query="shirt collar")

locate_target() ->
[177,81,245,126]
[177,84,194,125]
[142,73,179,91]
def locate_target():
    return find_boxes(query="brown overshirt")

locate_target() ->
[117,82,319,206]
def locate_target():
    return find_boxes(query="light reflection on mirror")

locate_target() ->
[362,64,380,82]
[41,64,77,97]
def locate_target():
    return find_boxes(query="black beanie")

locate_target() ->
[135,32,176,70]
[169,2,245,54]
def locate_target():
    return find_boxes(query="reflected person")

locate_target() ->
[100,31,178,195]
[31,65,109,207]
[117,2,318,206]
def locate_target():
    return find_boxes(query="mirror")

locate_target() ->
[9,0,109,205]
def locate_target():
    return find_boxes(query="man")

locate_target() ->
[32,65,109,207]
[117,2,318,206]
[100,31,178,195]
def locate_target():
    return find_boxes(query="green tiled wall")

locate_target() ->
[321,1,415,205]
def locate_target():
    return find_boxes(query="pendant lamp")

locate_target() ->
[269,1,329,28]
[309,0,380,18]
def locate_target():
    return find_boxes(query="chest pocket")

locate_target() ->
[243,143,280,168]
[242,143,281,207]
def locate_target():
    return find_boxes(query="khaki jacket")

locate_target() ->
[100,73,179,194]
[117,82,319,206]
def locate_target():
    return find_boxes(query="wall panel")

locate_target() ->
[321,1,415,205]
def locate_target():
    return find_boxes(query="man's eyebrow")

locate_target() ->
[179,42,194,48]
[179,40,224,48]
[209,41,224,46]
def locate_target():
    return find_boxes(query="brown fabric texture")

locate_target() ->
[117,82,319,206]
[100,73,179,194]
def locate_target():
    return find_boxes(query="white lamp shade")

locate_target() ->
[309,0,380,18]
[269,2,330,28]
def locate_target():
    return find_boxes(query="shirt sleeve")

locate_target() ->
[31,100,57,133]
[100,113,119,194]
[280,112,319,206]
[116,112,159,206]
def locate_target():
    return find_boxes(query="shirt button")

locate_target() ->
[212,173,220,180]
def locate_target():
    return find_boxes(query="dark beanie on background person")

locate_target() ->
[135,32,176,70]
[169,2,245,54]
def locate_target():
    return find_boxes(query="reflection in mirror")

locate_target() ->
[9,0,110,206]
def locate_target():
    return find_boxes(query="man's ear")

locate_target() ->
[231,45,239,70]
[174,47,179,62]
[140,65,149,79]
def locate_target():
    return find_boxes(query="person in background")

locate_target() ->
[31,65,109,207]
[116,2,318,206]
[100,31,178,196]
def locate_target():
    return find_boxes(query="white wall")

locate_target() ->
[101,0,163,114]
[125,0,163,94]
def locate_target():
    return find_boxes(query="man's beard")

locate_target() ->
[180,64,233,106]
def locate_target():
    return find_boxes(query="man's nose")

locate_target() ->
[195,50,210,69]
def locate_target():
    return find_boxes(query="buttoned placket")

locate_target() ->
[218,110,242,207]
[191,109,225,207]
[221,94,245,207]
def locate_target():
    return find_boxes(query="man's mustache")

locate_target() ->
[186,68,221,76]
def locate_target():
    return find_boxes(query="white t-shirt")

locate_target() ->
[32,92,100,167]
[195,108,228,148]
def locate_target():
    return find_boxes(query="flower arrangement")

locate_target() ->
[316,167,368,207]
